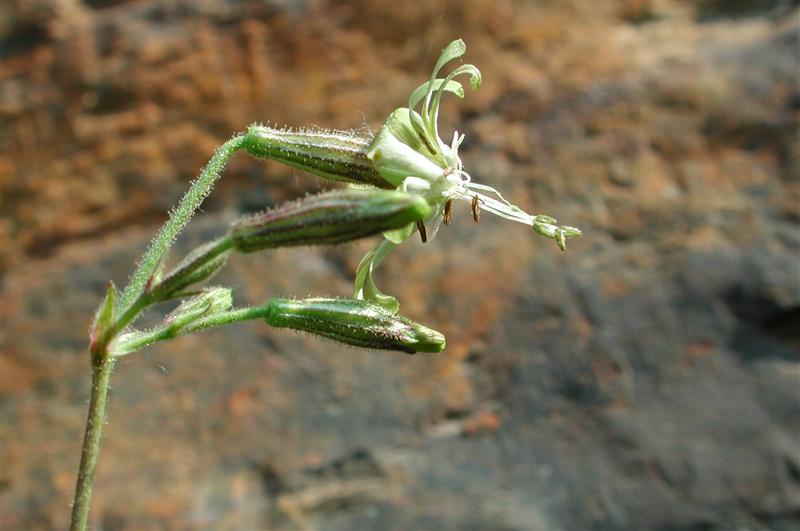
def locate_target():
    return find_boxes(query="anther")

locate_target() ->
[443,200,453,225]
[416,220,428,243]
[471,195,481,222]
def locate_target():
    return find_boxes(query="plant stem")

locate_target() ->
[113,304,274,355]
[117,134,249,318]
[69,354,115,531]
[71,133,248,528]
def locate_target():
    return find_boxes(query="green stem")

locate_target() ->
[113,304,274,355]
[69,355,115,531]
[110,293,153,339]
[117,134,249,317]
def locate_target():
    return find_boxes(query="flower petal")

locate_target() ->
[409,79,464,111]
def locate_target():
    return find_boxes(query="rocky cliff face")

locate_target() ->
[2,1,798,529]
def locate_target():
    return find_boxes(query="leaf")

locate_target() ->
[90,282,116,354]
[97,282,116,330]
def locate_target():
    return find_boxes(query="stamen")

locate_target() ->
[416,220,428,243]
[463,181,536,226]
[443,199,453,225]
[471,195,481,222]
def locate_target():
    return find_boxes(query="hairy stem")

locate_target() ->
[69,355,115,531]
[113,304,274,355]
[117,134,249,317]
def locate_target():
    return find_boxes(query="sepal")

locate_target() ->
[265,297,445,354]
[164,287,234,333]
[231,189,430,252]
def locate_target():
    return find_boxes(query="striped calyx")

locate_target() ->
[265,297,446,354]
[231,189,430,252]
[244,125,392,189]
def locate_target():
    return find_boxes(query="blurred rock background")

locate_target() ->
[1,0,798,529]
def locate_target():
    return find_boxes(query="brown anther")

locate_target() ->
[443,199,453,225]
[416,220,427,243]
[471,195,481,222]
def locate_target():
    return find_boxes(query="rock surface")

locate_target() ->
[1,0,798,529]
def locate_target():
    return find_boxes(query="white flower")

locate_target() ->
[355,39,581,314]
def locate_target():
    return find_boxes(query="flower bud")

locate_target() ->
[150,238,232,299]
[165,287,233,332]
[244,125,392,189]
[265,297,446,354]
[231,189,431,252]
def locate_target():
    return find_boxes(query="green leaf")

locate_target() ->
[91,282,117,349]
[98,282,116,329]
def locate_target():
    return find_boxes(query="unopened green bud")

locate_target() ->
[231,190,431,252]
[244,125,392,189]
[265,297,446,354]
[150,238,232,299]
[165,287,233,332]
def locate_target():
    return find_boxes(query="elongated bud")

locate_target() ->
[265,297,446,354]
[150,238,232,299]
[112,287,234,356]
[231,189,431,252]
[165,287,233,332]
[244,125,392,189]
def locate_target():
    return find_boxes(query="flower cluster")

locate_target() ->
[74,39,585,531]
[114,39,582,357]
